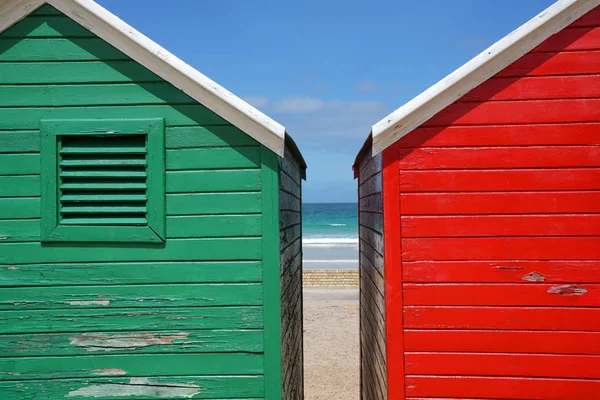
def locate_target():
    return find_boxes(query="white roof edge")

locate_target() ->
[0,0,287,156]
[371,0,600,155]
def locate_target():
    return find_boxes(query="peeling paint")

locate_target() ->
[64,300,111,306]
[89,368,127,376]
[67,377,201,398]
[70,333,189,351]
[6,266,18,270]
[548,284,588,296]
[522,272,545,282]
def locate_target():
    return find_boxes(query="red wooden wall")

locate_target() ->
[384,6,600,400]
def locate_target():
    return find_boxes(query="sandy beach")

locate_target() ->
[304,287,360,400]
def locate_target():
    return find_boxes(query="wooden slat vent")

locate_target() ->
[58,134,148,226]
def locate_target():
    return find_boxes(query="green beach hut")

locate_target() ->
[0,0,306,398]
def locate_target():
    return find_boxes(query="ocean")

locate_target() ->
[302,203,358,269]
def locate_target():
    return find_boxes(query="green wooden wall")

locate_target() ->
[0,5,283,399]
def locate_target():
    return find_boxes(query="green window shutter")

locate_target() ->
[40,119,165,243]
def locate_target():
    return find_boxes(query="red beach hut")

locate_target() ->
[353,0,600,399]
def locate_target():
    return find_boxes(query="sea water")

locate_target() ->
[302,203,358,269]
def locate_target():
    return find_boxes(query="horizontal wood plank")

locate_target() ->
[167,192,261,215]
[2,375,264,400]
[0,238,262,264]
[0,283,262,310]
[403,283,600,306]
[533,27,600,52]
[0,353,263,381]
[397,146,600,169]
[0,38,129,61]
[405,375,600,399]
[399,169,600,192]
[169,170,262,193]
[166,215,262,238]
[401,214,600,237]
[405,306,600,330]
[0,154,39,175]
[404,329,600,354]
[3,16,96,38]
[401,191,600,215]
[500,51,600,77]
[402,237,600,261]
[0,261,262,286]
[424,99,600,126]
[405,352,600,379]
[0,61,162,84]
[402,260,600,283]
[398,123,600,148]
[0,306,263,334]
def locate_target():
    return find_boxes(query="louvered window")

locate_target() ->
[41,119,165,243]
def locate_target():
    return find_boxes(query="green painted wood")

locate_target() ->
[0,219,39,242]
[167,193,262,215]
[0,39,129,61]
[0,215,262,241]
[167,126,259,148]
[0,329,264,357]
[0,238,262,264]
[0,131,39,153]
[167,170,262,193]
[260,147,283,399]
[0,262,262,286]
[0,154,39,175]
[167,215,262,238]
[31,5,63,16]
[0,198,39,219]
[0,306,263,333]
[1,375,264,399]
[0,171,259,198]
[2,16,95,38]
[0,353,264,381]
[167,147,261,170]
[0,283,262,310]
[0,83,194,106]
[0,61,162,84]
[0,105,228,129]
[0,176,40,197]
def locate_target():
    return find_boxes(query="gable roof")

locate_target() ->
[0,0,289,156]
[369,0,600,155]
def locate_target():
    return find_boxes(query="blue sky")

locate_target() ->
[97,0,555,202]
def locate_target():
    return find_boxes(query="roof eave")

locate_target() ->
[371,0,600,156]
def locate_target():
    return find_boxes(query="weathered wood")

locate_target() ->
[360,211,383,234]
[0,329,264,356]
[1,375,264,400]
[0,353,264,380]
[279,190,301,211]
[360,172,383,197]
[280,210,301,230]
[359,193,382,213]
[0,306,263,334]
[0,261,262,286]
[279,169,301,198]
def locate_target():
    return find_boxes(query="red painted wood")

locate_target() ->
[462,75,600,101]
[404,306,600,330]
[398,146,600,169]
[397,123,600,148]
[399,169,600,192]
[382,143,404,400]
[402,237,600,261]
[400,191,600,215]
[405,352,600,379]
[499,51,600,76]
[404,330,600,354]
[402,260,600,283]
[570,6,600,27]
[533,27,600,52]
[405,376,600,399]
[403,283,600,306]
[401,214,600,237]
[424,99,600,126]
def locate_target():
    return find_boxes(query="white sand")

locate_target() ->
[303,288,360,400]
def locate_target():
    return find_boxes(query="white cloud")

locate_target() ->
[273,97,325,114]
[242,96,269,108]
[356,80,379,93]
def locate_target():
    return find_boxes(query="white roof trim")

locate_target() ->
[0,0,287,156]
[371,0,600,155]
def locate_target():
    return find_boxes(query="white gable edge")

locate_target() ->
[0,0,287,156]
[371,0,600,156]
